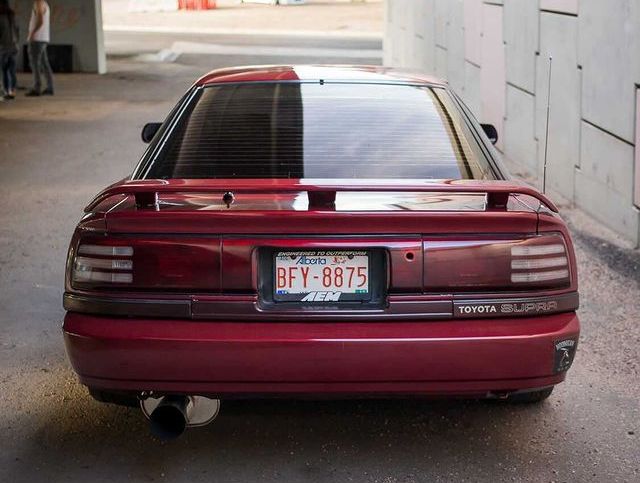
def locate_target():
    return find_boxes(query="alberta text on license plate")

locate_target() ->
[274,250,370,302]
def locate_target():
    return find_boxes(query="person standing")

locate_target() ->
[0,0,18,100]
[26,0,53,97]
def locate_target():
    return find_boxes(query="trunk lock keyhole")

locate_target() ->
[223,192,235,208]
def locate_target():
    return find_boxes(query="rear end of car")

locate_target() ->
[63,69,579,410]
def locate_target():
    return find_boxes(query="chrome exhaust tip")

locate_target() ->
[141,395,220,440]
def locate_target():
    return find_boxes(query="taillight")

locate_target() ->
[70,237,221,291]
[510,241,568,284]
[73,244,134,284]
[424,234,571,291]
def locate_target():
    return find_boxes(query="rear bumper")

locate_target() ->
[63,312,579,397]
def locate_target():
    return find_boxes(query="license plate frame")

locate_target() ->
[273,250,372,303]
[258,247,386,308]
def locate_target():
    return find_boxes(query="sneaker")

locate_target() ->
[42,89,54,96]
[25,90,41,97]
[3,94,15,100]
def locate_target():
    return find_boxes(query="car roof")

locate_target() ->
[195,65,447,87]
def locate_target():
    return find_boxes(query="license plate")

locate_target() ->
[274,250,370,302]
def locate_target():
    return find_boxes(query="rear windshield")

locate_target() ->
[141,83,496,180]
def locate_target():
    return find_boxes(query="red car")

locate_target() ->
[63,65,579,439]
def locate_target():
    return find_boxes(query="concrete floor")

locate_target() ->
[0,34,639,483]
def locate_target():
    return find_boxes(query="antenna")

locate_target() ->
[542,55,553,194]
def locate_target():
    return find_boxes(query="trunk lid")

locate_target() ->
[84,179,545,295]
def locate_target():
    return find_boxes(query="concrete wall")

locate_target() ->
[12,0,106,73]
[384,0,640,247]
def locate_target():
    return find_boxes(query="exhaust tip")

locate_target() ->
[149,396,190,440]
[141,395,220,440]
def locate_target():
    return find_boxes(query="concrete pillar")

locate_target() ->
[12,0,106,74]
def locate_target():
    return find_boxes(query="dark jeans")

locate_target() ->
[28,41,53,93]
[0,50,16,93]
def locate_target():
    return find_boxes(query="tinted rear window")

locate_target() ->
[142,83,495,180]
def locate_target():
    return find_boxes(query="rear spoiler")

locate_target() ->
[86,179,558,213]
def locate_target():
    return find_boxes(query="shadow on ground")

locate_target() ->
[5,366,561,482]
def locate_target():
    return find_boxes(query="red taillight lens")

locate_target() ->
[424,234,571,291]
[71,237,220,291]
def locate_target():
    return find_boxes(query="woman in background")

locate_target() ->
[0,0,18,100]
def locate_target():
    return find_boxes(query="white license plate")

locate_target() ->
[274,250,370,302]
